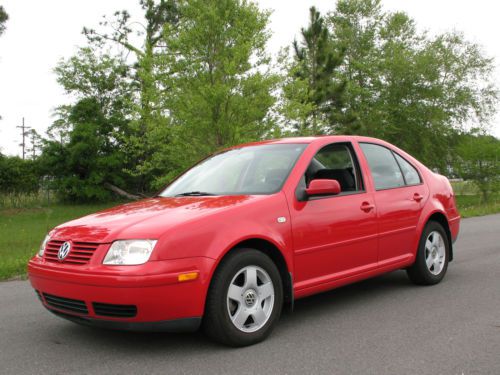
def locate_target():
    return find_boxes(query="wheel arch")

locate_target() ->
[210,237,294,310]
[425,211,454,262]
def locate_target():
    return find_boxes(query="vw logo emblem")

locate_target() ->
[58,241,71,261]
[244,290,257,307]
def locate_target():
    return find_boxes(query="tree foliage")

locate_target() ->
[0,5,8,36]
[0,155,39,195]
[83,0,179,190]
[0,5,8,121]
[323,0,498,170]
[54,47,132,114]
[40,98,130,202]
[38,0,278,196]
[455,133,499,202]
[13,0,497,203]
[151,0,278,186]
[41,49,135,201]
[279,0,498,170]
[284,7,346,135]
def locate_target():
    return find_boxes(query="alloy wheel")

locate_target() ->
[226,265,275,333]
[425,231,446,275]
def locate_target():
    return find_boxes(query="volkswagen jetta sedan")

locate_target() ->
[29,136,460,346]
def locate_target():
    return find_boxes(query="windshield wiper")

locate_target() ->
[174,191,217,197]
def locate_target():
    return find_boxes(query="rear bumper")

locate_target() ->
[449,216,460,244]
[28,256,215,330]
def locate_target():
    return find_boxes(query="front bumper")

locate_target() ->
[28,256,215,331]
[48,310,201,332]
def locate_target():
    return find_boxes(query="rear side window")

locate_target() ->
[360,143,405,190]
[394,153,421,185]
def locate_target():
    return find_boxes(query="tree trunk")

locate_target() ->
[104,182,142,201]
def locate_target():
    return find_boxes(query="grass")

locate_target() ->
[450,181,500,218]
[455,194,500,218]
[0,203,116,280]
[0,191,55,209]
[450,180,479,196]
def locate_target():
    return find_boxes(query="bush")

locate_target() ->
[0,155,40,195]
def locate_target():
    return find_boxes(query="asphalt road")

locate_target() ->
[1,214,499,375]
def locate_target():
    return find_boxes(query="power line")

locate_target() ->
[16,117,31,160]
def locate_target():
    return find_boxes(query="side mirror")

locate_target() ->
[305,179,341,197]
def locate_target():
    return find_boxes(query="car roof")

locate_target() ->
[231,135,387,148]
[219,135,427,174]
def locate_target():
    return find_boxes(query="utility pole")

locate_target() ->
[16,117,31,160]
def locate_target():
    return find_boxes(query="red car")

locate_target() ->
[29,136,460,346]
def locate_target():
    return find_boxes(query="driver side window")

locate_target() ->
[305,143,364,193]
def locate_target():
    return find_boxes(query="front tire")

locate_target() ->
[407,221,449,285]
[203,248,283,347]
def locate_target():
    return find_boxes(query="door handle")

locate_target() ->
[360,202,375,212]
[412,193,424,202]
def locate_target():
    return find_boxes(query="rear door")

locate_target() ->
[358,143,428,266]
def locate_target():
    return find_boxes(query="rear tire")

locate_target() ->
[203,248,283,347]
[407,221,449,285]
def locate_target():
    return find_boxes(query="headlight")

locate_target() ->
[38,234,51,257]
[103,240,157,265]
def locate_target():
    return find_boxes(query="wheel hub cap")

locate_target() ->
[226,265,275,333]
[425,231,446,275]
[244,289,257,307]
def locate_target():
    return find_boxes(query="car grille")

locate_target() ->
[44,240,99,265]
[43,293,89,315]
[93,302,137,318]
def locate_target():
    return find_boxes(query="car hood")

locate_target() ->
[50,195,257,243]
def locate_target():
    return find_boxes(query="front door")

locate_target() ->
[290,142,378,292]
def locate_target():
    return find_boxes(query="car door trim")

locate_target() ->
[294,232,379,255]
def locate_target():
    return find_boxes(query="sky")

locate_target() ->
[0,0,499,157]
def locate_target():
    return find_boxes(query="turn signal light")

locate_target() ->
[178,272,199,282]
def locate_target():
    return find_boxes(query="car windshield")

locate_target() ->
[160,144,307,196]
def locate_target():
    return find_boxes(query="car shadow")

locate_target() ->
[286,269,414,319]
[51,270,418,353]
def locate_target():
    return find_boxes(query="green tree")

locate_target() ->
[52,46,133,160]
[54,47,132,115]
[26,129,43,159]
[83,0,179,190]
[153,0,278,186]
[0,155,39,195]
[42,50,137,200]
[40,98,130,202]
[285,0,498,170]
[0,5,8,121]
[0,5,8,36]
[285,7,346,135]
[455,133,499,202]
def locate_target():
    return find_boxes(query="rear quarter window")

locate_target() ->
[393,153,421,185]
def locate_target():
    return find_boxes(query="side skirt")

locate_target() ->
[293,255,414,300]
